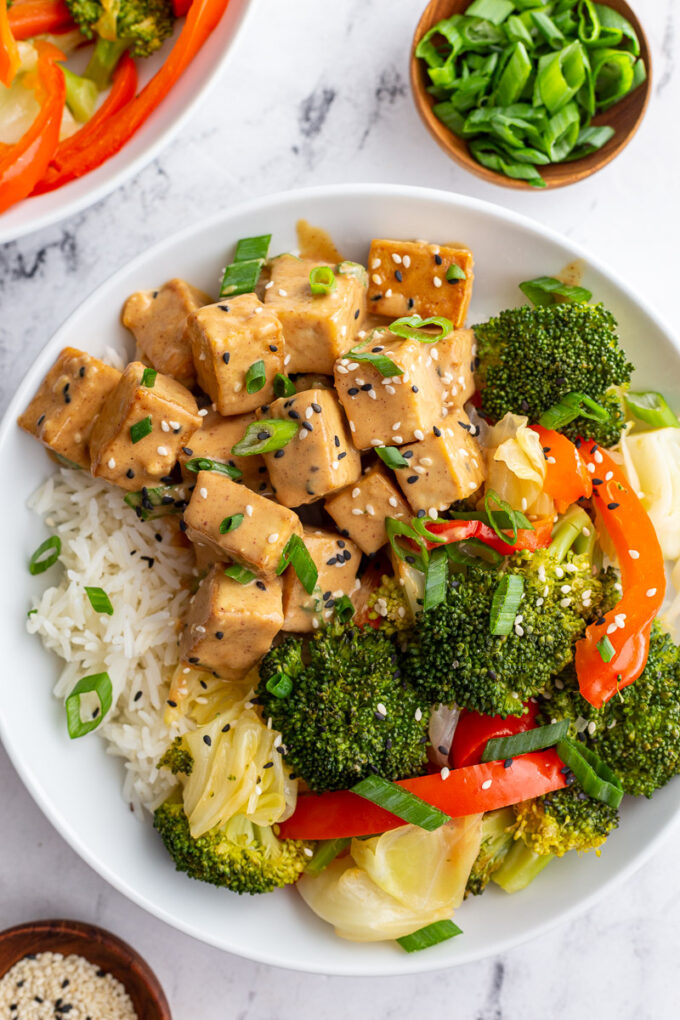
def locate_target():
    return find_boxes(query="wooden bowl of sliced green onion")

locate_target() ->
[411,0,651,190]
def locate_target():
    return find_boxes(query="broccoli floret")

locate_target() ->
[512,786,619,857]
[539,624,680,798]
[403,508,616,717]
[474,302,633,447]
[466,808,515,897]
[157,735,193,776]
[68,0,175,88]
[257,625,429,792]
[153,795,312,894]
[365,574,413,634]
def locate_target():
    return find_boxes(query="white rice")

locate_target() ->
[27,468,195,816]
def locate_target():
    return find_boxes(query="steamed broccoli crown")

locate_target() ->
[513,786,619,857]
[153,798,311,894]
[66,0,174,55]
[404,549,608,718]
[257,627,429,792]
[157,735,193,775]
[466,808,515,897]
[474,302,633,446]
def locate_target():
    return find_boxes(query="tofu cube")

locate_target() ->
[184,471,302,575]
[178,409,269,495]
[186,294,284,415]
[122,278,211,388]
[263,255,366,374]
[366,239,474,326]
[434,328,476,409]
[282,528,360,633]
[180,565,283,679]
[89,362,201,490]
[325,463,411,555]
[395,413,485,514]
[334,335,441,449]
[18,347,120,469]
[259,388,361,507]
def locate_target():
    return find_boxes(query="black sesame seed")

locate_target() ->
[140,555,155,568]
[607,502,620,510]
[326,556,338,566]
[403,450,414,459]
[302,421,313,431]
[257,430,269,440]
[407,297,415,309]
[126,468,135,479]
[416,509,426,518]
[374,710,386,721]
[504,758,513,768]
[520,399,529,412]
[256,581,266,591]
[337,540,345,548]
[37,414,46,426]
[269,344,278,352]
[199,679,208,690]
[342,549,351,561]
[222,723,231,732]
[218,303,230,312]
[407,475,418,484]
[434,253,443,265]
[412,385,419,393]
[179,520,188,531]
[78,366,85,378]
[182,446,193,456]
[337,451,347,460]
[405,555,415,564]
[203,734,212,746]
[371,293,383,300]
[222,352,231,365]
[348,387,359,396]
[154,533,162,542]
[263,761,274,768]
[166,699,178,708]
[354,309,360,319]
[487,669,497,681]
[274,448,285,458]
[188,657,199,664]
[311,402,322,413]
[161,474,174,484]
[361,383,373,391]
[458,420,471,432]
[258,482,267,491]
[395,269,403,282]
[134,690,142,702]
[289,410,300,419]
[592,478,603,486]
[438,745,448,755]
[433,425,442,437]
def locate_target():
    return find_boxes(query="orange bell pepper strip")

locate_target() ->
[422,516,554,556]
[279,751,567,840]
[531,425,593,512]
[450,701,539,769]
[8,0,74,39]
[33,52,138,194]
[0,0,21,86]
[0,40,64,213]
[574,443,665,709]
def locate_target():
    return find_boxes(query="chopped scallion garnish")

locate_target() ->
[141,367,157,387]
[343,345,402,378]
[333,594,355,623]
[376,446,409,470]
[423,547,448,611]
[273,373,296,398]
[484,489,533,545]
[219,234,271,298]
[184,457,242,480]
[265,672,293,699]
[65,672,113,739]
[245,359,267,394]
[276,534,318,594]
[446,264,467,282]
[489,574,524,636]
[305,837,351,876]
[519,276,592,306]
[130,416,152,444]
[389,314,453,344]
[219,514,244,535]
[231,419,299,456]
[396,919,462,953]
[556,737,623,808]
[596,635,615,663]
[224,564,256,584]
[124,484,187,520]
[624,391,680,429]
[309,266,336,295]
[385,517,429,571]
[234,234,271,262]
[351,775,451,831]
[85,586,113,615]
[481,719,570,763]
[29,535,61,575]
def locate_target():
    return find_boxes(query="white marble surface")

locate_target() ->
[1,0,679,1015]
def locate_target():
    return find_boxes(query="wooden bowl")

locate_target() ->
[410,0,652,190]
[0,919,171,1019]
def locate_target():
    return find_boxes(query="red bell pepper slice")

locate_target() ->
[173,0,192,15]
[279,751,567,840]
[8,0,74,39]
[0,0,21,85]
[0,40,64,213]
[531,425,593,512]
[422,516,554,556]
[450,701,539,769]
[33,52,138,194]
[574,443,665,708]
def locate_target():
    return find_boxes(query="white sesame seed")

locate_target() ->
[169,421,180,430]
[560,597,571,608]
[305,406,313,419]
[560,584,572,594]
[428,507,438,519]
[414,429,424,440]
[107,457,116,469]
[586,462,595,473]
[385,289,393,298]
[547,456,557,464]
[605,470,613,480]
[521,497,528,511]
[284,354,291,366]
[161,420,170,432]
[647,588,657,597]
[352,487,361,498]
[268,533,279,544]
[371,273,382,285]
[391,253,402,264]
[606,623,618,635]
[371,258,381,269]
[392,422,402,430]
[336,364,348,374]
[199,486,208,499]
[368,390,377,400]
[628,549,640,559]
[388,496,398,508]
[377,702,388,715]
[245,504,253,516]
[264,280,273,290]
[587,721,597,735]
[594,449,603,463]
[440,766,450,781]
[414,465,426,475]
[402,255,411,268]
[351,508,363,515]
[433,276,442,288]
[385,385,396,394]
[198,408,208,416]
[299,427,308,440]
[340,325,347,337]
[392,435,403,444]
[415,708,423,722]
[582,526,591,536]
[157,446,168,456]
[233,382,242,393]
[255,305,263,314]
[278,288,288,296]
[371,438,384,447]
[555,566,564,579]
[349,421,356,432]
[195,625,206,634]
[481,779,492,790]
[366,504,375,516]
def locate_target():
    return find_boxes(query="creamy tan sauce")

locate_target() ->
[296,219,344,263]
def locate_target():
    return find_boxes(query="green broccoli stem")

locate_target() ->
[62,67,99,123]
[84,37,129,91]
[491,839,553,893]
[549,505,593,564]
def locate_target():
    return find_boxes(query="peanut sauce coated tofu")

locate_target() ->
[184,471,302,575]
[435,328,476,409]
[395,413,485,514]
[89,362,202,490]
[186,294,285,415]
[259,388,361,507]
[324,462,412,555]
[18,348,120,469]
[177,409,268,494]
[180,564,283,679]
[334,334,441,450]
[263,256,366,374]
[282,528,360,633]
[366,239,474,327]
[122,279,211,388]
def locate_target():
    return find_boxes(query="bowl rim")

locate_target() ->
[1,182,679,975]
[409,0,652,191]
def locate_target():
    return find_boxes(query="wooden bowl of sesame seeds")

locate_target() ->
[0,920,170,1020]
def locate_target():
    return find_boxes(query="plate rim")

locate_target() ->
[2,181,679,975]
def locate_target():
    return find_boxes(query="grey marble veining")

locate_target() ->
[1,1,679,1016]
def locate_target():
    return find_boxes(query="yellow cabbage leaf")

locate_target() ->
[484,413,553,516]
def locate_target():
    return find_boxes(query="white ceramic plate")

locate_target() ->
[1,184,679,976]
[0,0,256,246]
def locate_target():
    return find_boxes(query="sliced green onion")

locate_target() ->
[489,573,524,635]
[273,373,296,398]
[376,446,409,470]
[556,737,623,808]
[538,391,610,430]
[220,259,264,298]
[481,719,570,762]
[577,0,600,44]
[27,608,37,617]
[219,514,244,535]
[124,484,188,520]
[423,547,448,611]
[53,453,83,471]
[85,586,113,615]
[29,535,61,575]
[484,488,533,545]
[344,345,402,378]
[334,594,355,623]
[337,261,368,285]
[519,275,592,305]
[385,517,429,571]
[63,66,98,123]
[231,419,299,456]
[65,672,113,739]
[453,537,505,565]
[625,391,680,429]
[388,315,453,344]
[397,920,462,953]
[276,534,318,595]
[351,775,451,831]
[141,367,157,388]
[184,457,242,480]
[130,416,152,444]
[446,263,467,282]
[495,41,533,106]
[305,837,351,876]
[532,10,566,48]
[544,100,581,160]
[465,0,513,24]
[234,234,271,262]
[224,564,256,584]
[309,266,336,295]
[594,5,639,55]
[265,672,293,699]
[245,359,267,394]
[449,507,533,530]
[410,515,448,544]
[596,635,615,662]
